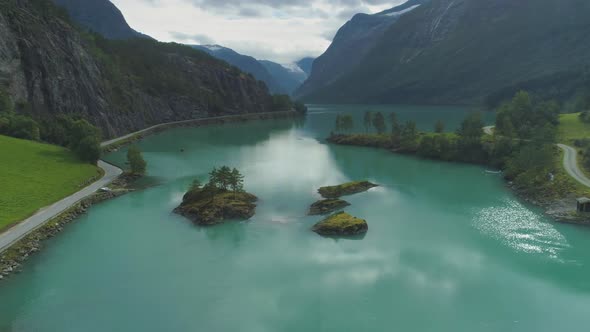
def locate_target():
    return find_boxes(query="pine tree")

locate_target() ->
[363,111,372,133]
[435,120,445,133]
[390,113,401,145]
[372,112,386,134]
[229,168,245,193]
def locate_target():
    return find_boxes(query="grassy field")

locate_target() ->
[558,113,590,144]
[0,135,101,231]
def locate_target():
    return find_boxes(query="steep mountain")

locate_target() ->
[259,60,307,95]
[301,0,590,105]
[296,0,427,98]
[51,0,150,39]
[295,58,315,76]
[0,0,273,138]
[191,45,286,94]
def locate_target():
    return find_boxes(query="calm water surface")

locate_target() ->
[1,105,590,331]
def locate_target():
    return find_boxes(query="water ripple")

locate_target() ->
[474,199,569,260]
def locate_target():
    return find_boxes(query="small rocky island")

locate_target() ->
[174,166,257,226]
[312,212,368,236]
[318,181,378,199]
[308,199,350,215]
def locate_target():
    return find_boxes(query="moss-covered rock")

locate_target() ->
[318,181,378,199]
[308,199,350,215]
[173,187,258,226]
[312,212,368,236]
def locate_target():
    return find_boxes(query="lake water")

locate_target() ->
[1,105,590,331]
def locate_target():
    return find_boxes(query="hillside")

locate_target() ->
[51,0,150,39]
[296,0,427,98]
[259,60,307,95]
[0,135,100,230]
[0,0,274,138]
[191,44,285,94]
[300,0,590,105]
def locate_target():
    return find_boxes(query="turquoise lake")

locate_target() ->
[1,105,590,331]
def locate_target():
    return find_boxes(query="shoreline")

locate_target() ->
[102,111,299,152]
[0,110,301,281]
[326,135,590,225]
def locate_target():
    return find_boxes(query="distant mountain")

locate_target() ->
[259,61,307,95]
[296,0,427,98]
[192,45,286,94]
[295,58,315,76]
[300,0,590,105]
[51,0,150,39]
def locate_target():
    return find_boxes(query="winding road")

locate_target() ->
[0,133,135,253]
[557,144,590,188]
[484,125,590,188]
[0,161,122,253]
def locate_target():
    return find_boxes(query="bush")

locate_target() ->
[127,145,147,175]
[74,135,101,164]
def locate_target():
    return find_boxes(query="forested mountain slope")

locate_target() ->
[0,0,274,138]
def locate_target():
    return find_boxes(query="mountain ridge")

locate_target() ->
[300,0,590,105]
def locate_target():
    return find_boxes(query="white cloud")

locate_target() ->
[110,0,405,64]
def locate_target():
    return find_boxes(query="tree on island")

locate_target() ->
[127,145,147,175]
[372,112,386,134]
[435,120,445,133]
[206,166,245,193]
[334,114,354,133]
[390,112,401,145]
[400,120,419,150]
[229,168,245,193]
[363,111,372,133]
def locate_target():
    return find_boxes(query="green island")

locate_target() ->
[328,91,590,223]
[308,199,351,215]
[0,135,101,231]
[174,166,257,226]
[318,181,378,199]
[312,212,368,236]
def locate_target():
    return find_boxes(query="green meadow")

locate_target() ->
[0,135,101,231]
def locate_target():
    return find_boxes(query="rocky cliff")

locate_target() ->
[0,0,273,138]
[296,0,427,98]
[300,0,590,105]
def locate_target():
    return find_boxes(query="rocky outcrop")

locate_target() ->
[312,212,368,236]
[174,188,258,226]
[0,1,274,139]
[308,199,350,215]
[318,181,378,199]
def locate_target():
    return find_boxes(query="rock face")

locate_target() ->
[308,199,351,216]
[312,212,368,236]
[174,189,258,226]
[300,0,590,105]
[296,0,427,99]
[0,1,274,138]
[318,181,378,199]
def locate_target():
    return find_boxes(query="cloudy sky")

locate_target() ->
[111,0,405,64]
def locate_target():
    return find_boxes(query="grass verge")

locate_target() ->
[0,135,101,231]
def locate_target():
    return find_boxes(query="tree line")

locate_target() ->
[190,166,245,194]
[330,91,561,193]
[0,93,102,164]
